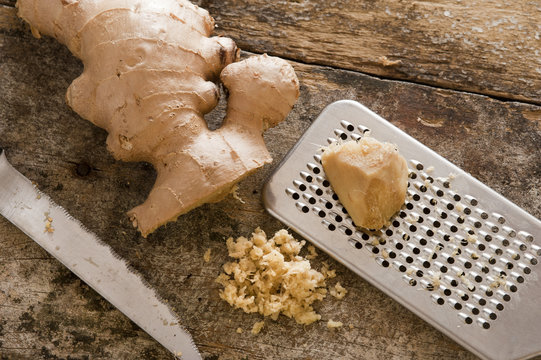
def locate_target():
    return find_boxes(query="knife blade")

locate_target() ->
[0,148,201,360]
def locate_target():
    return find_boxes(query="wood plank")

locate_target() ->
[2,2,540,104]
[196,0,541,104]
[1,3,540,360]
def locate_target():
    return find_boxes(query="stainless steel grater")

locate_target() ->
[263,100,541,360]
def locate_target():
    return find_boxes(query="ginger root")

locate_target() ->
[321,138,408,230]
[17,0,300,236]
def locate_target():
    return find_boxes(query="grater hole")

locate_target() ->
[481,321,491,330]
[436,190,444,197]
[332,193,339,201]
[479,298,487,306]
[300,172,313,183]
[325,202,333,209]
[322,180,330,187]
[307,163,321,174]
[361,233,370,241]
[349,239,363,249]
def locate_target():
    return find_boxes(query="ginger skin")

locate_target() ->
[17,0,300,236]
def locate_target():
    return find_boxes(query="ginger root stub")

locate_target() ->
[17,0,300,236]
[321,138,408,230]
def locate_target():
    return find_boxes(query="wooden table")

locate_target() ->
[1,1,540,359]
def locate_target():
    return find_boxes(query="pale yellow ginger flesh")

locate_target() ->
[17,0,300,237]
[330,282,347,300]
[203,248,212,263]
[251,321,265,335]
[327,319,343,329]
[216,228,342,325]
[321,138,408,230]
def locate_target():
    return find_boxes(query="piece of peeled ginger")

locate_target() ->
[321,137,408,230]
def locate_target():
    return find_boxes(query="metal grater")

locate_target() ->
[263,100,541,360]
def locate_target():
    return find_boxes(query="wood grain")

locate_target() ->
[197,0,541,104]
[1,2,540,360]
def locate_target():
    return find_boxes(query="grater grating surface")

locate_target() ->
[263,100,541,360]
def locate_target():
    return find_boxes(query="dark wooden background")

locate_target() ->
[0,0,540,359]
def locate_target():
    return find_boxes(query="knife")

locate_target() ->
[0,148,202,360]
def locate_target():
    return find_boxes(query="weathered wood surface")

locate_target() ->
[198,0,541,105]
[0,1,540,360]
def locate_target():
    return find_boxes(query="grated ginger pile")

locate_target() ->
[216,228,344,325]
